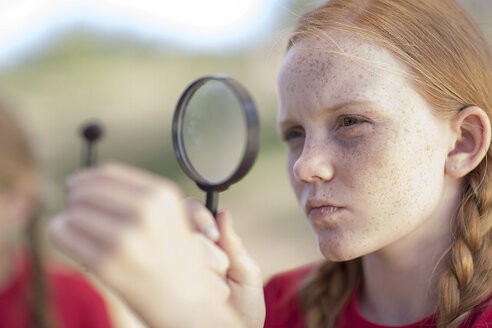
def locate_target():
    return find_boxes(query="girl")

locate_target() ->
[49,0,492,327]
[265,1,492,327]
[0,102,113,328]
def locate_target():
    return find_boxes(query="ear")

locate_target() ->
[445,106,491,178]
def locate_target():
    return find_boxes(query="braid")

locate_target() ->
[25,210,54,328]
[301,259,361,328]
[438,153,492,327]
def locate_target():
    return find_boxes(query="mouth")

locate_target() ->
[306,200,343,220]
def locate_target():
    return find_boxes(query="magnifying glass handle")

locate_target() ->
[80,122,104,168]
[82,143,95,167]
[206,191,218,217]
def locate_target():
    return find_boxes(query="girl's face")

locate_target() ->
[277,36,459,261]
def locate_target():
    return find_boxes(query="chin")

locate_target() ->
[316,232,367,262]
[320,248,362,262]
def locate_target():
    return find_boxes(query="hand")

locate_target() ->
[186,198,266,328]
[49,163,246,328]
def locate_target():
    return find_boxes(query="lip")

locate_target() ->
[306,199,343,220]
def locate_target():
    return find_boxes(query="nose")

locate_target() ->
[293,141,335,183]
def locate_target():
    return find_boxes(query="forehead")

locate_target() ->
[277,36,415,121]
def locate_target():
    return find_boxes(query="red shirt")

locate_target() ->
[264,264,492,328]
[0,256,112,328]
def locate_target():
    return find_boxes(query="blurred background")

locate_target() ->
[0,0,491,326]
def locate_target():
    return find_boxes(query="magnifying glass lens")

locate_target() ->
[182,80,247,184]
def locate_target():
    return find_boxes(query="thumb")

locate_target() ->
[216,210,262,287]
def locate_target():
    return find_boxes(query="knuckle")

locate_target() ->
[184,197,203,213]
[151,184,184,209]
[96,162,123,180]
[97,162,114,176]
[164,180,184,199]
[99,161,121,173]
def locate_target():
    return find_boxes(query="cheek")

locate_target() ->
[287,151,302,198]
[344,126,446,223]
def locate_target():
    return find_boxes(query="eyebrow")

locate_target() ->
[277,100,378,130]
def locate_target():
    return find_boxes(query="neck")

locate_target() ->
[360,245,447,325]
[358,179,462,326]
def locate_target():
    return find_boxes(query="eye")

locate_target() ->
[282,127,305,142]
[342,116,362,127]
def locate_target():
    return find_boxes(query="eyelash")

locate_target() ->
[281,115,369,142]
[341,116,362,127]
[282,127,304,142]
[337,115,372,130]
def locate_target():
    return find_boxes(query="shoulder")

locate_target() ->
[48,265,103,302]
[466,297,492,327]
[264,263,318,299]
[264,262,320,328]
[46,264,113,328]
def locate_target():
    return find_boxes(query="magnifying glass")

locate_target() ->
[172,75,260,216]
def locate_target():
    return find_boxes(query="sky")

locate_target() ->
[1,0,488,69]
[0,0,291,68]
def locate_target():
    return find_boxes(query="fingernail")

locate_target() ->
[205,225,220,241]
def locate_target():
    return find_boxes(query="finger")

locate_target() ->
[216,211,262,287]
[67,176,183,227]
[48,214,107,270]
[67,162,182,198]
[67,168,193,248]
[196,233,230,277]
[65,205,126,248]
[67,179,146,219]
[185,198,219,241]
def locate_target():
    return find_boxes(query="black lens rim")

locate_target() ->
[172,75,260,192]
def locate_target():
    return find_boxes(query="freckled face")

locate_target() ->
[277,37,455,261]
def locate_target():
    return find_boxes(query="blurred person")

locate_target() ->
[49,0,492,327]
[0,102,113,328]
